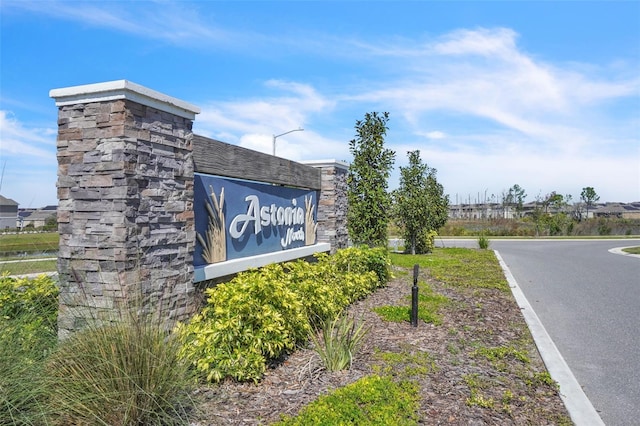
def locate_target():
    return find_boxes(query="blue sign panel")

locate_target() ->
[193,173,319,268]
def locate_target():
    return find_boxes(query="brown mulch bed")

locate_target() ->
[190,267,573,425]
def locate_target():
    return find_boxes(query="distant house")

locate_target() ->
[448,201,640,220]
[592,202,640,219]
[18,206,58,229]
[0,195,19,230]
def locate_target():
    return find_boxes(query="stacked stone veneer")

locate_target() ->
[52,81,200,338]
[51,80,351,339]
[307,161,349,252]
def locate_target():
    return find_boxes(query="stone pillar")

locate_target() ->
[50,80,200,338]
[303,160,349,253]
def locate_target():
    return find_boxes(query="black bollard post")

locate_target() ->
[411,264,419,327]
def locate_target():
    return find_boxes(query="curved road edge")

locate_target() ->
[494,250,604,426]
[608,246,640,258]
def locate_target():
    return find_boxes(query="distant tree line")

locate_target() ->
[476,184,615,236]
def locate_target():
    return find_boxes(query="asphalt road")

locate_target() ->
[438,238,640,426]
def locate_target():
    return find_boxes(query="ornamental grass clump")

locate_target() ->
[311,313,369,372]
[45,310,194,425]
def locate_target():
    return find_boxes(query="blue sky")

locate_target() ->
[1,1,639,208]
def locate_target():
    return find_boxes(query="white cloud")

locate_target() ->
[0,111,57,206]
[195,80,340,158]
[417,131,446,140]
[348,27,638,163]
[425,145,640,203]
[0,111,56,161]
[433,27,520,59]
[3,0,253,48]
[191,26,637,201]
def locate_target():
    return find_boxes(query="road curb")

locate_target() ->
[494,250,604,426]
[608,246,640,258]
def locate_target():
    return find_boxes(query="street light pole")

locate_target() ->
[272,127,304,156]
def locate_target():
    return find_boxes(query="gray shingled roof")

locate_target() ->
[0,195,19,206]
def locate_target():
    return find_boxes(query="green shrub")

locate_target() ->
[331,245,391,284]
[477,233,490,249]
[276,374,420,425]
[311,313,368,372]
[46,313,194,425]
[0,274,58,425]
[178,247,390,383]
[597,218,612,235]
[177,263,310,383]
[413,229,438,254]
[340,269,380,305]
[282,259,349,329]
[0,273,58,325]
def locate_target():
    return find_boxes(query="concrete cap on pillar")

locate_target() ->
[50,80,201,120]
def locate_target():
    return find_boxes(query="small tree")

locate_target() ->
[347,112,395,247]
[580,187,600,219]
[44,215,58,231]
[502,184,527,218]
[393,150,449,254]
[547,192,566,214]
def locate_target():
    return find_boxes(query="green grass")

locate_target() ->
[0,232,59,275]
[463,373,495,408]
[373,346,437,379]
[622,246,640,255]
[373,280,449,325]
[275,374,420,426]
[472,345,530,371]
[0,232,59,255]
[390,248,510,292]
[0,259,57,275]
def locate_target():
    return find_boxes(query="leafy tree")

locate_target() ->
[547,192,567,213]
[533,192,576,236]
[393,150,449,254]
[530,204,545,237]
[425,169,449,231]
[393,150,428,254]
[580,187,600,219]
[501,184,527,218]
[44,215,58,231]
[540,191,563,214]
[347,112,395,247]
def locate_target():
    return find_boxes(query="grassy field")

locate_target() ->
[0,232,59,255]
[0,233,59,275]
[0,259,57,276]
[390,248,510,292]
